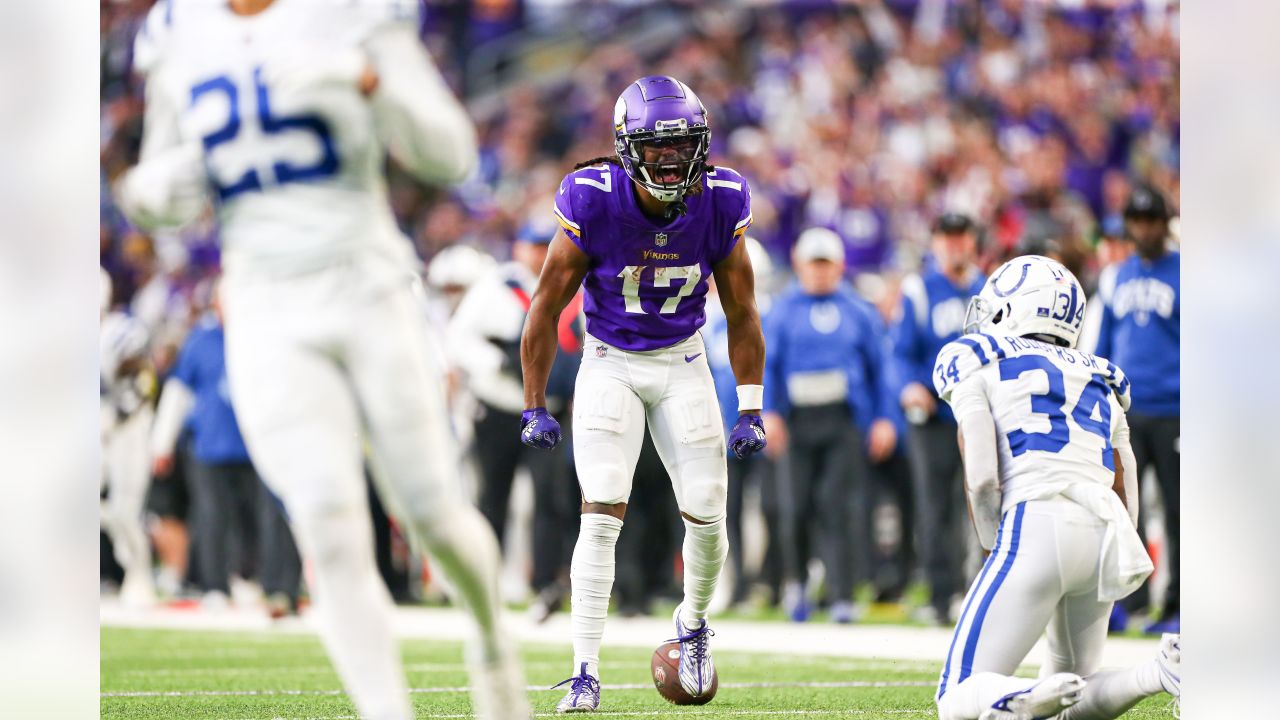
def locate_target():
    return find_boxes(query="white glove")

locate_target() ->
[116,142,210,230]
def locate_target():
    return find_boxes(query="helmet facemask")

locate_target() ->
[963,295,1007,336]
[616,121,709,203]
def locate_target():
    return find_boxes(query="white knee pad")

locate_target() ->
[670,444,728,522]
[650,391,727,522]
[573,385,642,505]
[677,474,728,523]
[575,446,633,505]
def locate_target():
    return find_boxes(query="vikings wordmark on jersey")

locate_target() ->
[554,162,751,351]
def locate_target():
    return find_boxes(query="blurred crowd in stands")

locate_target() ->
[99,0,1179,628]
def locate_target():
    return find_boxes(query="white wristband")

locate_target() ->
[737,384,764,413]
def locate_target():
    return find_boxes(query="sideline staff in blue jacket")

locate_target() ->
[890,212,986,625]
[152,286,301,614]
[1095,185,1180,633]
[706,238,783,607]
[763,228,899,623]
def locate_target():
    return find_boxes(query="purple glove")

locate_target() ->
[520,407,562,450]
[728,413,767,459]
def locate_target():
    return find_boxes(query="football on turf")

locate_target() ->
[651,641,718,705]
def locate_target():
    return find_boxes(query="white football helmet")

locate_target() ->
[426,244,493,291]
[963,255,1086,348]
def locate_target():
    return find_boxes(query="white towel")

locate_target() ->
[1060,483,1154,601]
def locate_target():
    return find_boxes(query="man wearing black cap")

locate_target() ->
[891,212,986,625]
[1094,185,1181,634]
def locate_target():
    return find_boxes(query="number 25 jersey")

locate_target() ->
[132,0,455,276]
[553,162,752,352]
[933,333,1132,510]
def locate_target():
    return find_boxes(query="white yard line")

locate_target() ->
[103,679,937,698]
[119,661,574,677]
[235,712,934,720]
[101,601,1160,667]
[230,707,931,712]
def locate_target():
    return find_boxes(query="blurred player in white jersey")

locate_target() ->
[931,256,1178,720]
[114,2,526,718]
[100,270,156,608]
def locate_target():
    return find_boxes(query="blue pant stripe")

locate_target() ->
[957,502,1026,687]
[936,513,1009,699]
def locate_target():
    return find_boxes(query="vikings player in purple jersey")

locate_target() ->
[520,76,766,712]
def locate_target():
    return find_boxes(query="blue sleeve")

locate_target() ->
[849,301,901,427]
[890,295,929,392]
[1094,296,1114,360]
[859,304,903,426]
[762,301,788,415]
[170,332,201,390]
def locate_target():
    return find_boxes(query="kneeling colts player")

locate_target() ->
[933,255,1179,720]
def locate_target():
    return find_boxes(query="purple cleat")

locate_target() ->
[552,662,600,713]
[670,604,716,697]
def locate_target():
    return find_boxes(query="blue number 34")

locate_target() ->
[999,355,1115,471]
[190,67,339,200]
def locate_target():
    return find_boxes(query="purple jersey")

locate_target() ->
[554,162,752,351]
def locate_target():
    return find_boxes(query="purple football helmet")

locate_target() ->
[613,76,710,202]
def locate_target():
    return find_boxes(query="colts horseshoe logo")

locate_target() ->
[991,262,1032,298]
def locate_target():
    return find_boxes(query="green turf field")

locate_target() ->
[101,627,1176,719]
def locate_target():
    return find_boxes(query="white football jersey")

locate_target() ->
[934,333,1132,511]
[101,311,152,416]
[131,0,468,276]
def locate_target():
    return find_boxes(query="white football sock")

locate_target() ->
[569,513,622,679]
[104,508,153,596]
[292,504,412,720]
[680,517,727,626]
[1056,663,1165,720]
[936,672,1043,720]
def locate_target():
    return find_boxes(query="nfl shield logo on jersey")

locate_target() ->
[595,344,608,358]
[655,233,668,247]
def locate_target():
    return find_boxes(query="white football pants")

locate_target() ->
[221,257,512,720]
[937,498,1113,720]
[573,333,728,522]
[102,405,155,599]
